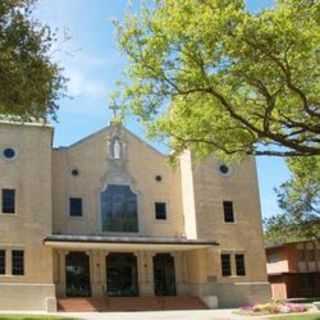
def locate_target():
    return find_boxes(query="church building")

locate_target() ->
[0,120,270,312]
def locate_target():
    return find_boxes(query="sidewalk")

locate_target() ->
[1,309,319,320]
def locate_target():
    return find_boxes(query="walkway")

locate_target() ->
[60,309,237,320]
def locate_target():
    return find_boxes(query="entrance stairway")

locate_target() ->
[57,296,208,312]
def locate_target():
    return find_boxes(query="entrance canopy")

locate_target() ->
[44,234,218,251]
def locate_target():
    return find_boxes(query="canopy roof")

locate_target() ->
[44,234,219,251]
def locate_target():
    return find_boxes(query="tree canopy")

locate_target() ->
[264,156,320,243]
[0,0,65,120]
[114,0,320,159]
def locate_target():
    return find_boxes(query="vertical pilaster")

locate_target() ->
[174,252,186,295]
[89,250,102,297]
[56,250,66,297]
[138,251,153,296]
[53,250,60,283]
[88,251,97,297]
[102,251,107,295]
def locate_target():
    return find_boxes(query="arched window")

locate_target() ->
[101,185,138,232]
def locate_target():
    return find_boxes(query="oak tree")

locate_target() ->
[0,0,65,120]
[264,156,320,243]
[114,0,320,159]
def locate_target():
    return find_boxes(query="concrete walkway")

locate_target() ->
[56,309,240,320]
[68,309,320,320]
[2,309,320,320]
[0,309,238,320]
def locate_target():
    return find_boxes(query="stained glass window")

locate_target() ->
[101,185,138,232]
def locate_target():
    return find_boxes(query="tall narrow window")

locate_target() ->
[0,250,5,275]
[69,198,83,217]
[223,201,234,223]
[2,189,15,214]
[235,254,246,276]
[221,254,231,276]
[155,202,167,220]
[12,250,24,275]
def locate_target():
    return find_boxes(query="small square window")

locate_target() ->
[235,254,246,276]
[221,254,231,276]
[69,198,83,217]
[12,250,24,276]
[0,250,5,275]
[2,189,15,214]
[155,202,167,220]
[223,201,234,223]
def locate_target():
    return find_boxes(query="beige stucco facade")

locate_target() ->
[0,120,270,311]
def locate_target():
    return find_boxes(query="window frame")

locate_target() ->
[154,201,168,220]
[12,250,24,276]
[69,197,83,217]
[2,189,16,214]
[223,201,235,223]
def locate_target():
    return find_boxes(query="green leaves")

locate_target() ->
[0,0,66,120]
[114,0,320,243]
[114,0,320,159]
[264,156,320,243]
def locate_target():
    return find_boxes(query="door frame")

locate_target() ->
[106,252,139,297]
[65,251,92,297]
[153,253,177,296]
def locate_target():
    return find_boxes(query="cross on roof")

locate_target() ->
[109,103,120,119]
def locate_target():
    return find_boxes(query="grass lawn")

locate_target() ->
[0,317,76,320]
[270,315,320,320]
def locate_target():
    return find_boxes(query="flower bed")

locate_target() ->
[238,302,309,316]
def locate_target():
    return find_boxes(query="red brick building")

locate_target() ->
[266,241,320,300]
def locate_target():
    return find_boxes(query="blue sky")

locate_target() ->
[33,0,290,219]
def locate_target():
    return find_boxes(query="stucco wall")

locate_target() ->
[180,154,268,284]
[0,283,56,311]
[0,122,55,311]
[0,122,270,310]
[52,126,184,237]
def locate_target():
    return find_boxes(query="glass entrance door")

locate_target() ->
[65,252,91,297]
[106,253,139,297]
[153,253,177,296]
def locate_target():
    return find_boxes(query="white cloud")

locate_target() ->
[65,68,107,99]
[32,0,125,115]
